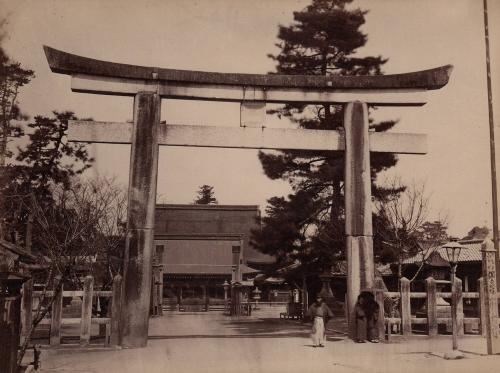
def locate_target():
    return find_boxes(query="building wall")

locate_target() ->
[154,204,272,265]
[155,239,235,274]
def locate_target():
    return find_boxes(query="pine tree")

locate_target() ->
[194,185,218,205]
[1,111,93,247]
[0,21,35,166]
[414,221,449,245]
[0,22,35,240]
[252,0,399,273]
[462,226,489,241]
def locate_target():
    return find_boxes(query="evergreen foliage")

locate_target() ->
[251,0,399,274]
[0,22,35,166]
[1,111,93,246]
[194,184,218,205]
[414,221,449,246]
[461,226,489,241]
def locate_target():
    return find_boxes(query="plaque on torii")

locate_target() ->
[44,46,453,347]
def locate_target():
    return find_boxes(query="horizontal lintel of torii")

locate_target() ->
[68,120,427,155]
[44,46,453,106]
[71,74,429,106]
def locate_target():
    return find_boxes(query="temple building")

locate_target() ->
[154,204,273,310]
[402,239,484,292]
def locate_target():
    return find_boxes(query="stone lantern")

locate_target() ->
[222,280,230,311]
[317,272,336,312]
[252,287,261,309]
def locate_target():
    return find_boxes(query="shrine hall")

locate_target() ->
[154,204,274,310]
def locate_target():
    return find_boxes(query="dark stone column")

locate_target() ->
[344,101,374,338]
[482,239,500,354]
[120,92,160,348]
[232,245,242,282]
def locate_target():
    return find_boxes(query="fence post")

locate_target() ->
[425,277,437,336]
[158,265,164,316]
[21,278,33,341]
[374,277,386,341]
[453,277,464,336]
[151,264,163,316]
[103,299,111,347]
[478,277,487,336]
[400,277,411,336]
[49,280,63,346]
[150,273,156,316]
[110,274,122,347]
[80,275,94,346]
[178,287,183,311]
[344,293,348,321]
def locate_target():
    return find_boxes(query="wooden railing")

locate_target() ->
[377,276,495,340]
[24,275,122,347]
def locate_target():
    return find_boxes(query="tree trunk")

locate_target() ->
[25,212,33,252]
[0,125,8,167]
[302,274,308,318]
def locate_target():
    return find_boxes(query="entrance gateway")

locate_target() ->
[44,46,452,348]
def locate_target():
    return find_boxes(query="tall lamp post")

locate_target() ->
[443,241,466,360]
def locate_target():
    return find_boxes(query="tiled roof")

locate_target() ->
[0,239,37,263]
[376,263,394,276]
[156,204,260,211]
[155,203,274,265]
[164,263,258,275]
[402,239,484,265]
[253,274,286,285]
[330,261,393,276]
[269,259,394,277]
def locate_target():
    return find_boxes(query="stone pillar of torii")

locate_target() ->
[44,46,452,347]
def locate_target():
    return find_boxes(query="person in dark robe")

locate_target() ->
[306,296,334,347]
[354,291,380,343]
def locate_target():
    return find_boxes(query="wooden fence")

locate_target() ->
[23,274,495,346]
[22,275,122,347]
[377,276,494,340]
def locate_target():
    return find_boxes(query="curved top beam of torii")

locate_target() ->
[44,46,453,106]
[44,46,452,90]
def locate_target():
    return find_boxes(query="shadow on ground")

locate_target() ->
[149,316,348,341]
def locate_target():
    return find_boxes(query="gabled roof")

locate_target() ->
[0,239,37,263]
[264,259,393,279]
[402,239,484,266]
[155,203,274,265]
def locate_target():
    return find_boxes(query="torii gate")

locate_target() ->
[43,46,452,347]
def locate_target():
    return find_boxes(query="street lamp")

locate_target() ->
[442,241,466,360]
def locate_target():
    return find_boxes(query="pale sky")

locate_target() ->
[1,0,499,237]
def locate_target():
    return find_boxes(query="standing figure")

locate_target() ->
[354,291,380,343]
[306,296,334,347]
